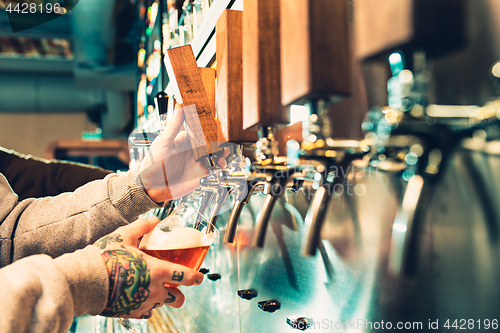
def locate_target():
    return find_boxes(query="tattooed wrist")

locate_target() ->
[99,246,151,317]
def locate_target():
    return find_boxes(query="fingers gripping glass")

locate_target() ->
[113,204,217,333]
[139,203,218,274]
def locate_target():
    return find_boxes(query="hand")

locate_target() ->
[139,105,210,203]
[94,216,205,319]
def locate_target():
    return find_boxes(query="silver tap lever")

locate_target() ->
[302,185,331,256]
[251,171,303,248]
[223,181,254,243]
[224,200,245,243]
[196,190,214,226]
[252,192,278,248]
[300,140,369,256]
[208,186,231,227]
[223,176,267,243]
[388,175,425,275]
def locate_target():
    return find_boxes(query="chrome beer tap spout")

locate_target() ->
[286,98,369,256]
[298,139,369,256]
[361,52,454,276]
[364,51,500,276]
[198,142,260,237]
[248,126,307,248]
[196,190,214,224]
[223,147,268,243]
[198,157,227,228]
[224,180,254,243]
[366,110,450,276]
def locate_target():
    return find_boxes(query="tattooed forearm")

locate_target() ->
[94,234,123,249]
[164,292,176,303]
[172,271,184,281]
[100,246,151,317]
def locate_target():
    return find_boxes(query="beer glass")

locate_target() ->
[113,203,218,333]
[139,203,219,273]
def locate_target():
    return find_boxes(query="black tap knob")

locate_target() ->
[155,92,169,115]
[199,268,209,274]
[258,299,281,313]
[207,273,221,281]
[238,289,258,300]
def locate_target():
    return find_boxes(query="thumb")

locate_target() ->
[122,216,160,243]
[157,103,185,144]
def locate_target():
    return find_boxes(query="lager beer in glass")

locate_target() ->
[139,203,218,271]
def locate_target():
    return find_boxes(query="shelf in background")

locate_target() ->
[0,55,73,74]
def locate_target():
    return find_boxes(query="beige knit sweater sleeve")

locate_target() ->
[0,246,108,333]
[0,167,162,332]
[0,167,161,264]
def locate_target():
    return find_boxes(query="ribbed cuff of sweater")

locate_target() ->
[108,166,162,221]
[53,246,108,316]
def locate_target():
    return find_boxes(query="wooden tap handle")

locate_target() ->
[280,0,351,106]
[242,0,289,130]
[199,67,223,147]
[199,67,216,118]
[216,9,258,144]
[165,45,223,161]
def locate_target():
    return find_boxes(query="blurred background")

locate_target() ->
[2,1,500,331]
[1,0,499,162]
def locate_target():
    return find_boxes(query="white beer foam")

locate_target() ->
[140,226,212,251]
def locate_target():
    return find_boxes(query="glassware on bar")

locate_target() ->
[139,203,218,274]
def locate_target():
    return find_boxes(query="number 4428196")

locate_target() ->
[5,2,63,14]
[444,319,498,330]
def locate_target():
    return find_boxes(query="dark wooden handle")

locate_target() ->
[355,0,465,60]
[166,45,223,161]
[280,0,351,106]
[216,9,258,144]
[242,0,289,130]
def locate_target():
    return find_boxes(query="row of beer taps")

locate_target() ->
[234,63,500,272]
[131,0,500,278]
[130,47,500,280]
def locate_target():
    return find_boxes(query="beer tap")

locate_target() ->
[361,51,445,275]
[165,11,267,236]
[164,45,224,221]
[364,51,500,275]
[212,9,257,238]
[240,0,309,248]
[279,0,369,255]
[290,100,369,256]
[250,127,306,247]
[154,91,177,219]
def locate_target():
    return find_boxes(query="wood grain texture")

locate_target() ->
[166,45,223,161]
[242,0,289,130]
[280,0,351,106]
[199,67,216,117]
[354,0,413,59]
[216,9,258,144]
